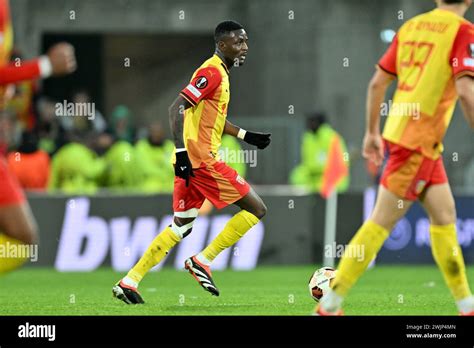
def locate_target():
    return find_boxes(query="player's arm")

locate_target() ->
[450,24,474,129]
[363,68,395,166]
[455,76,474,129]
[366,68,396,134]
[168,95,194,185]
[169,95,192,148]
[0,43,76,85]
[363,35,397,166]
[224,119,271,150]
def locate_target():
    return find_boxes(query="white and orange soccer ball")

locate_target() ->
[308,267,337,302]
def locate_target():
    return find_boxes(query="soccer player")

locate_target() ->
[113,20,271,304]
[0,0,76,274]
[317,0,474,315]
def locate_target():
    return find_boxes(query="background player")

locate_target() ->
[317,0,474,315]
[113,20,271,304]
[0,0,76,274]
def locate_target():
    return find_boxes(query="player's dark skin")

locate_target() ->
[169,28,267,228]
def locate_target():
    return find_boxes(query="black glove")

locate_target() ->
[175,150,194,187]
[243,131,271,149]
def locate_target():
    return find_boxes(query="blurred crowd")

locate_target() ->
[1,77,177,194]
[1,67,353,196]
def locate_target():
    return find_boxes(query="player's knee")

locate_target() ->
[17,224,38,245]
[172,216,196,239]
[430,205,456,226]
[369,214,397,232]
[253,202,267,219]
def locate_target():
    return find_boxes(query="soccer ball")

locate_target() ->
[308,267,337,302]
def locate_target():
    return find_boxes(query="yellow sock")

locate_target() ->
[127,226,180,283]
[430,224,471,300]
[0,234,29,274]
[201,210,259,262]
[332,220,389,297]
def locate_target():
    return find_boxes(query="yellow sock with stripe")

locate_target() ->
[0,234,29,274]
[126,226,180,285]
[320,220,389,312]
[332,220,389,297]
[430,224,472,302]
[200,210,259,263]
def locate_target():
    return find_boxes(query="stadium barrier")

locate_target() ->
[26,190,474,270]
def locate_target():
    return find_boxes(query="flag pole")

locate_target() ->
[323,190,338,268]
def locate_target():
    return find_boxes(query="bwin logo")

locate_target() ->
[55,198,264,271]
[18,322,56,341]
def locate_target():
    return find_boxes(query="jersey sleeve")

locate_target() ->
[0,59,41,85]
[180,66,222,106]
[377,35,398,76]
[450,23,474,79]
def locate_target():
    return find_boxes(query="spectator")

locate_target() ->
[59,89,107,135]
[7,131,49,190]
[48,137,105,194]
[135,121,174,193]
[35,97,66,155]
[102,140,144,191]
[290,112,349,193]
[108,105,135,144]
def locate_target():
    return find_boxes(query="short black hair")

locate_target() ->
[307,112,327,125]
[214,20,244,43]
[442,0,465,3]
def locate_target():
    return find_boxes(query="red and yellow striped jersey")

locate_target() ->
[0,0,12,65]
[177,54,230,168]
[0,0,43,88]
[378,9,474,159]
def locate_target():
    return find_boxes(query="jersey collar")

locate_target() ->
[213,54,230,75]
[433,8,465,20]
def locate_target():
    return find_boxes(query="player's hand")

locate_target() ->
[47,43,77,76]
[244,131,271,149]
[175,150,195,187]
[362,132,384,166]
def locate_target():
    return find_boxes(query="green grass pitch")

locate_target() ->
[0,265,472,315]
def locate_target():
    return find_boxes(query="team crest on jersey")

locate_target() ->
[415,180,427,194]
[195,76,208,89]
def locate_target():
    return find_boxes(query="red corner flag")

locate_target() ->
[320,136,348,199]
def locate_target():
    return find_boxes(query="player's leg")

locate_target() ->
[234,186,267,218]
[197,187,265,263]
[198,199,214,216]
[185,188,263,296]
[318,185,413,314]
[113,176,204,304]
[318,142,426,315]
[0,159,38,274]
[419,183,474,315]
[184,163,263,295]
[0,203,39,274]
